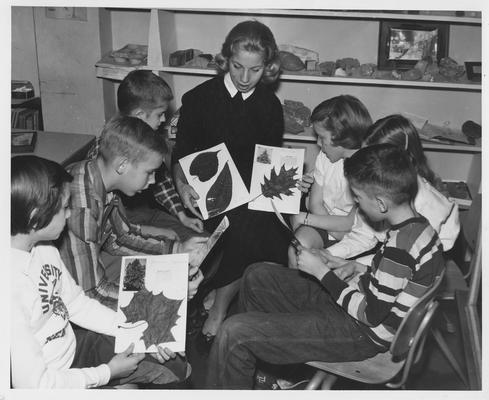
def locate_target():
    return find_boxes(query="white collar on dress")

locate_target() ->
[224,72,255,100]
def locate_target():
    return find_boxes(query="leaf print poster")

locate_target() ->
[179,143,250,220]
[115,254,189,353]
[248,145,304,214]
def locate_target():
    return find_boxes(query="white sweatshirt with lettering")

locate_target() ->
[11,244,118,388]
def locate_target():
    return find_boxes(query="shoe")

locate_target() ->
[276,378,310,390]
[254,370,280,390]
[194,332,215,355]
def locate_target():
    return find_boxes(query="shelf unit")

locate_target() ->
[95,7,481,191]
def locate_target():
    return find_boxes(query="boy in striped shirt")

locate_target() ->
[205,143,445,389]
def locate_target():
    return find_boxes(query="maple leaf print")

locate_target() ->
[261,165,299,200]
[121,288,183,349]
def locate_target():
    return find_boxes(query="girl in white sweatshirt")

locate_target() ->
[10,155,189,388]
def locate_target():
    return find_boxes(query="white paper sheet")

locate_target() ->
[115,253,189,353]
[179,143,250,220]
[248,145,304,214]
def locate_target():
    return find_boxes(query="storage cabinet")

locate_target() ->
[95,7,481,194]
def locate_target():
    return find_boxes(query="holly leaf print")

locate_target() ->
[121,288,183,349]
[261,165,299,200]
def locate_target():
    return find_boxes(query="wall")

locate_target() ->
[25,7,106,135]
[11,7,40,96]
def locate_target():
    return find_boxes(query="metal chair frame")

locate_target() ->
[305,271,445,390]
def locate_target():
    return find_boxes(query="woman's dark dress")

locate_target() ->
[173,76,290,287]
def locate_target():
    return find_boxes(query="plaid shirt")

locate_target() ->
[58,159,177,306]
[87,137,184,216]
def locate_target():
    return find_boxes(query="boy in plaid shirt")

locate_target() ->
[88,70,203,241]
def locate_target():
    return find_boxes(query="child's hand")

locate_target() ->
[151,345,185,364]
[296,248,329,281]
[333,261,367,282]
[318,250,348,269]
[188,267,204,299]
[107,343,145,380]
[142,225,180,241]
[179,236,208,266]
[179,213,204,233]
[179,184,202,219]
[296,173,314,194]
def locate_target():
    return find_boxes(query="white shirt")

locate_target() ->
[327,176,460,262]
[313,151,355,217]
[11,244,118,388]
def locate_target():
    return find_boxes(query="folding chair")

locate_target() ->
[431,192,481,388]
[305,271,445,390]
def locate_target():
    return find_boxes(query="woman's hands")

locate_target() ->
[178,183,202,219]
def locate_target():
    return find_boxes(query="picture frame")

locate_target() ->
[11,130,37,153]
[464,61,482,82]
[378,21,449,70]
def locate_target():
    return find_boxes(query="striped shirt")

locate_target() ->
[58,159,177,305]
[321,216,445,349]
[87,137,184,216]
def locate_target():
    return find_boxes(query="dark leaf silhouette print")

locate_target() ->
[121,288,183,349]
[206,162,233,218]
[261,165,299,200]
[189,150,220,182]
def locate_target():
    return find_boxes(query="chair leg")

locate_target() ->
[431,327,469,388]
[305,371,337,390]
[321,374,338,389]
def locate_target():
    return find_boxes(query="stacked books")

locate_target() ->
[440,180,473,208]
[11,108,39,130]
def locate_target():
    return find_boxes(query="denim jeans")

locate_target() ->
[205,263,382,389]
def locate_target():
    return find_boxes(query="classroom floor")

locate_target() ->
[152,297,473,391]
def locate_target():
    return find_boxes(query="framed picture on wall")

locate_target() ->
[377,21,449,70]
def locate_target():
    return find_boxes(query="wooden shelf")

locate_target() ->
[96,63,481,91]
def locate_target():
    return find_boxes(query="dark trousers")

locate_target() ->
[205,263,381,389]
[204,205,290,288]
[71,326,189,386]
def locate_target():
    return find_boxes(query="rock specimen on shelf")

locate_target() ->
[438,57,465,80]
[279,51,305,71]
[359,63,377,77]
[461,120,481,145]
[393,68,423,81]
[169,49,203,67]
[184,53,213,68]
[319,61,336,76]
[110,44,148,65]
[335,57,360,75]
[279,44,319,64]
[283,100,311,134]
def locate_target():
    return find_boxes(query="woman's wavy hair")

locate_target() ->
[214,20,281,84]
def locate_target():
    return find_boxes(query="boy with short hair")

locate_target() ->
[89,69,203,240]
[11,155,191,388]
[205,144,445,389]
[59,115,206,309]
